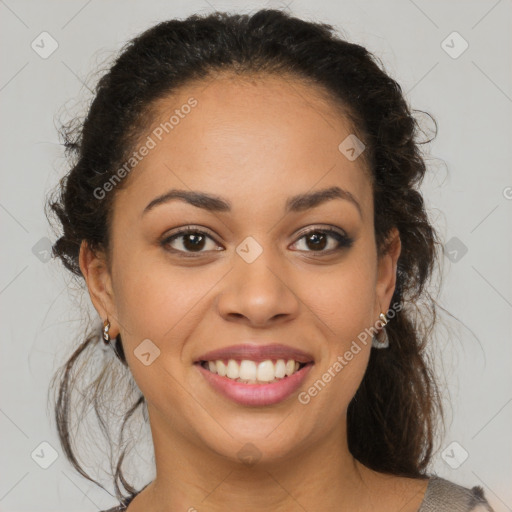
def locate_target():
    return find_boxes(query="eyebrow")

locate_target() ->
[142,185,362,218]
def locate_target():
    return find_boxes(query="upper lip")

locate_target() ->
[195,344,314,364]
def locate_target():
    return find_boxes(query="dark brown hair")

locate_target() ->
[46,8,444,504]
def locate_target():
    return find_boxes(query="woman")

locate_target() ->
[47,9,495,512]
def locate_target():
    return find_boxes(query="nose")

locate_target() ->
[215,248,300,328]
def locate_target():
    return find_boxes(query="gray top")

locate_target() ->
[102,475,495,511]
[417,475,495,511]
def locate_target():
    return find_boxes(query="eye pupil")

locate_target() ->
[307,232,327,251]
[183,233,205,251]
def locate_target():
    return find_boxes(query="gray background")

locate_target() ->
[0,0,511,510]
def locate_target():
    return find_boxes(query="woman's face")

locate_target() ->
[81,73,400,465]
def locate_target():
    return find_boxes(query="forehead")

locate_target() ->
[114,72,372,219]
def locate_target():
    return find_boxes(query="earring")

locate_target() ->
[372,312,389,349]
[102,319,111,344]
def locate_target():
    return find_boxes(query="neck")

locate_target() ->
[133,407,379,512]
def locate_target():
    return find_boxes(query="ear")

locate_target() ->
[375,227,401,316]
[79,241,119,338]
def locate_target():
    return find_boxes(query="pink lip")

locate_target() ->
[196,362,313,406]
[195,343,314,364]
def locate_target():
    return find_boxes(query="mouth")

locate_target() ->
[194,344,314,406]
[197,358,309,384]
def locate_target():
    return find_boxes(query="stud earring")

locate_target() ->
[102,319,111,344]
[372,312,389,349]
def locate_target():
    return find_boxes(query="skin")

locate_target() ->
[79,73,429,511]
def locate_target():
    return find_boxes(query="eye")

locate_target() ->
[290,227,353,254]
[160,226,222,255]
[160,225,353,257]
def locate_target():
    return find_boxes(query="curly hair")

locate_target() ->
[46,8,444,504]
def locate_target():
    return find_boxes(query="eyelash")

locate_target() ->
[160,225,353,257]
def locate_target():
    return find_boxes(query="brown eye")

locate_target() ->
[161,227,222,255]
[179,232,207,251]
[304,231,328,251]
[291,228,353,253]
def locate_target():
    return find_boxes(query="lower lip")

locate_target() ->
[196,363,313,406]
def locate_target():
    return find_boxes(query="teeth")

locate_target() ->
[204,358,304,383]
[226,359,239,379]
[285,359,295,376]
[216,360,227,377]
[275,359,286,378]
[239,360,257,381]
[257,360,275,382]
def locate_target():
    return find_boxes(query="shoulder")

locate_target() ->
[418,475,495,512]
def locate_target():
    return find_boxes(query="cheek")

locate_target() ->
[300,250,376,404]
[301,267,375,419]
[306,256,377,340]
[111,259,210,401]
[112,253,220,344]
[306,347,371,430]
